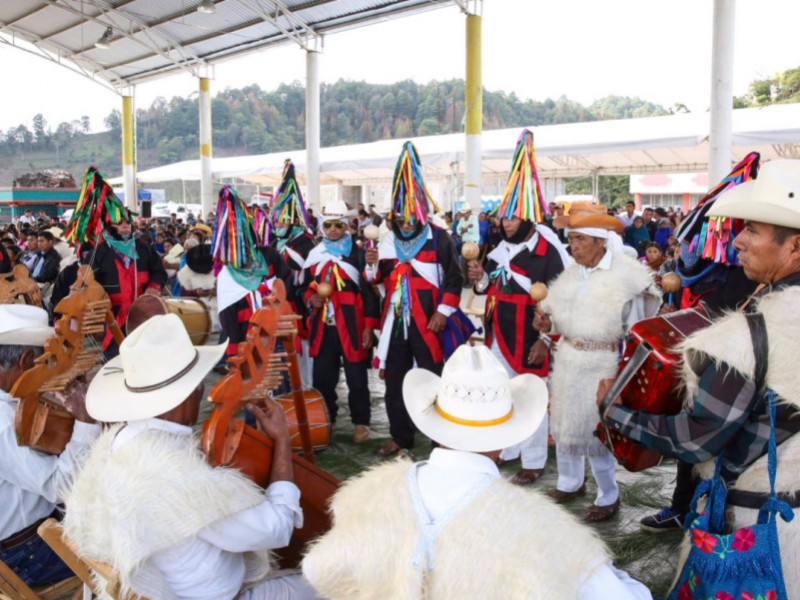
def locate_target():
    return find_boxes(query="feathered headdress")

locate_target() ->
[676,152,760,265]
[270,160,310,228]
[210,185,259,269]
[496,129,549,223]
[64,166,132,249]
[389,141,440,225]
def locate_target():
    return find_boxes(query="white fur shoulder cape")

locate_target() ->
[303,459,609,599]
[63,424,273,600]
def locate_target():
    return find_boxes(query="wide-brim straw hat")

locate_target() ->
[710,159,800,229]
[86,313,226,422]
[320,200,356,225]
[403,345,548,452]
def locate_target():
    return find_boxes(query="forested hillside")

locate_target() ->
[0,79,666,186]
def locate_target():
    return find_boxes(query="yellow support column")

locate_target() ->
[121,94,137,211]
[465,13,482,211]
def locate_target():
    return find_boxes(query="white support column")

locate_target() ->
[709,0,736,185]
[199,77,214,219]
[121,93,137,212]
[464,13,482,211]
[306,50,321,213]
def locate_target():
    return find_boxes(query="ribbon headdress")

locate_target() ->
[270,160,310,229]
[210,185,260,270]
[676,152,760,265]
[496,130,549,223]
[64,166,133,250]
[388,142,440,226]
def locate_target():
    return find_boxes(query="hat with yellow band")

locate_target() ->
[403,345,548,452]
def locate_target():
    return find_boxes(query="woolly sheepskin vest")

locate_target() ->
[63,425,274,600]
[541,253,656,455]
[302,459,609,599]
[677,286,800,597]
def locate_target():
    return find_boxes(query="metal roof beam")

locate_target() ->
[31,0,206,85]
[236,0,322,52]
[0,31,117,94]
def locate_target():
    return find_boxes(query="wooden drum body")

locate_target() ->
[275,390,331,452]
[126,296,211,346]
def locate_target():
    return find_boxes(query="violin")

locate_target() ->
[0,264,43,307]
[12,266,124,455]
[201,279,338,568]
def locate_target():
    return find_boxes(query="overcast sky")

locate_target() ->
[1,0,798,133]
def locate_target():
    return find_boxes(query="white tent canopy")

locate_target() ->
[110,103,800,187]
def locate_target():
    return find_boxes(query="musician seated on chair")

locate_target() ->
[598,160,800,593]
[62,314,319,600]
[0,305,100,588]
[302,345,652,600]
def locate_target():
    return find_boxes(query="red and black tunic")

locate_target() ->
[88,239,167,350]
[369,226,462,364]
[218,246,293,358]
[301,245,381,363]
[477,235,564,376]
[274,232,317,340]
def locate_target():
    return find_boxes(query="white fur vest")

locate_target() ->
[678,286,800,597]
[302,459,609,599]
[542,253,656,455]
[177,267,215,291]
[63,425,274,600]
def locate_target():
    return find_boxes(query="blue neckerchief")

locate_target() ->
[322,233,352,258]
[394,224,430,263]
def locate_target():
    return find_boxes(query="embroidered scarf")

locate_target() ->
[275,226,304,252]
[227,252,269,291]
[394,224,430,263]
[103,231,138,260]
[322,232,352,258]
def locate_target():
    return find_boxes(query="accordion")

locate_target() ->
[597,306,714,471]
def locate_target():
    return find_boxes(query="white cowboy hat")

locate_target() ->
[710,159,800,228]
[86,313,226,422]
[0,305,53,346]
[320,200,356,225]
[403,345,548,452]
[45,226,64,240]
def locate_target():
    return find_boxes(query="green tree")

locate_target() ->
[32,113,48,146]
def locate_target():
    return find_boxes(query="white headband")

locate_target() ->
[565,227,609,239]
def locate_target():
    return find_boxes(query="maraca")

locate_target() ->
[529,282,548,302]
[363,224,379,249]
[461,242,480,261]
[317,282,333,298]
[661,273,682,293]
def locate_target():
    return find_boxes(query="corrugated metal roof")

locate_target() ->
[0,0,454,90]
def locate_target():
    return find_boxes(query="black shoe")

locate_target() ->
[640,507,684,532]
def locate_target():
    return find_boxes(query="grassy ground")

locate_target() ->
[197,366,684,598]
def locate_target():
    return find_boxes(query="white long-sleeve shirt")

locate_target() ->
[113,419,303,600]
[417,449,653,600]
[0,389,100,539]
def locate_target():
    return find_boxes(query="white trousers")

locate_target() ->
[492,344,549,470]
[555,448,619,507]
[243,574,321,600]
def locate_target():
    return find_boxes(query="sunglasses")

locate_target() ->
[322,221,346,230]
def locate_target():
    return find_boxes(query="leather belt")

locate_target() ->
[727,489,800,510]
[0,510,59,551]
[564,338,618,352]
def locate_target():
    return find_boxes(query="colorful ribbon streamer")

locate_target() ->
[496,130,549,223]
[389,142,440,225]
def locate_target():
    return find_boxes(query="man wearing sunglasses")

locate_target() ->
[301,202,381,444]
[364,142,463,458]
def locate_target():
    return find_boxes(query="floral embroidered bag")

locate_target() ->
[667,390,794,600]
